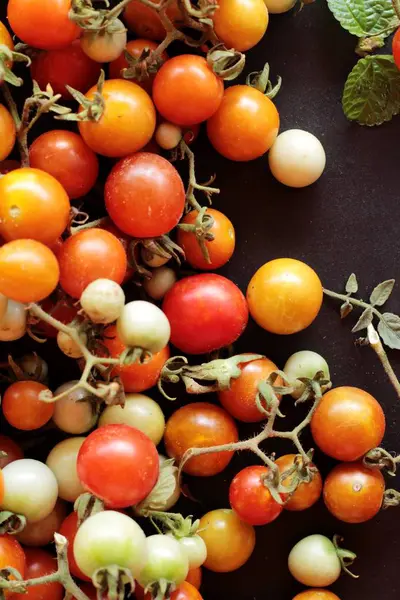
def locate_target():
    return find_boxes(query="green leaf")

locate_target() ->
[370,279,395,306]
[327,0,398,37]
[135,459,178,513]
[345,273,358,294]
[351,307,373,332]
[343,55,400,126]
[378,313,400,349]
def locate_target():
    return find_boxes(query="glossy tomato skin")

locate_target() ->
[229,465,283,526]
[0,436,24,469]
[293,591,341,600]
[124,1,182,41]
[77,423,159,508]
[12,548,63,600]
[393,28,400,70]
[0,239,59,303]
[29,131,99,200]
[162,274,248,354]
[58,229,127,299]
[0,22,14,54]
[99,218,134,283]
[105,153,185,238]
[164,402,238,476]
[247,258,323,334]
[0,535,26,596]
[0,168,70,246]
[59,512,91,581]
[213,0,269,51]
[78,80,156,157]
[275,454,323,511]
[171,582,203,600]
[218,356,280,422]
[109,39,167,93]
[8,0,80,51]
[0,105,16,162]
[207,86,279,161]
[185,567,202,590]
[311,386,385,461]
[36,297,79,339]
[31,40,101,100]
[2,381,54,431]
[153,55,224,126]
[323,462,385,523]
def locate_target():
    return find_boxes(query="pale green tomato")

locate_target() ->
[52,381,98,434]
[73,510,147,578]
[283,350,330,399]
[138,534,189,589]
[80,278,125,324]
[99,393,165,445]
[263,0,296,13]
[16,499,67,547]
[288,534,341,587]
[117,300,171,353]
[173,535,207,569]
[1,459,58,523]
[80,19,127,63]
[143,266,177,301]
[0,299,26,341]
[46,437,86,502]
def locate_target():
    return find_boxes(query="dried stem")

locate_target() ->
[367,324,400,399]
[393,0,400,22]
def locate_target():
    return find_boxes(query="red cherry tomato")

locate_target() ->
[0,436,24,469]
[109,39,168,93]
[393,28,400,70]
[0,535,26,596]
[275,454,323,511]
[162,274,248,354]
[185,567,202,590]
[29,131,99,200]
[2,381,54,431]
[36,297,79,339]
[59,512,91,582]
[99,218,135,283]
[229,465,283,526]
[0,160,20,175]
[124,0,183,41]
[77,424,159,508]
[12,548,63,600]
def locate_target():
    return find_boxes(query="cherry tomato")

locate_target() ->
[2,381,54,431]
[80,19,127,63]
[213,0,269,51]
[218,356,280,422]
[0,436,24,469]
[0,168,70,246]
[72,584,97,600]
[164,402,238,476]
[78,80,156,157]
[207,86,279,161]
[7,0,80,51]
[59,512,91,582]
[162,274,248,354]
[29,131,99,200]
[105,152,185,237]
[16,499,67,547]
[109,39,168,93]
[323,461,385,523]
[393,28,400,70]
[311,386,385,461]
[36,297,79,339]
[153,55,224,125]
[0,22,14,54]
[77,423,159,508]
[124,0,183,40]
[229,465,283,526]
[30,40,101,100]
[102,325,170,392]
[275,454,323,511]
[247,258,323,334]
[12,548,63,600]
[185,567,202,590]
[0,239,59,303]
[0,471,3,505]
[177,208,235,270]
[198,509,255,572]
[0,105,16,162]
[293,592,341,600]
[171,582,203,600]
[98,218,134,283]
[58,228,127,299]
[0,535,26,595]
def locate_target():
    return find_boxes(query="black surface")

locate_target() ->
[1,2,400,600]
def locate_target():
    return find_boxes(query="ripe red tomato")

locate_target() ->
[164,402,238,476]
[124,0,182,40]
[275,454,323,511]
[59,512,91,582]
[29,131,99,200]
[7,0,80,51]
[105,153,185,238]
[72,584,97,600]
[185,567,202,590]
[0,436,24,469]
[323,462,385,523]
[153,55,224,125]
[30,40,101,100]
[109,39,168,93]
[177,208,235,270]
[162,274,248,354]
[218,356,280,422]
[0,239,59,303]
[58,229,127,299]
[311,386,385,461]
[36,297,79,339]
[78,80,156,157]
[207,86,279,161]
[393,28,400,70]
[102,325,170,392]
[12,548,63,600]
[0,160,20,175]
[0,105,16,162]
[229,465,283,526]
[0,168,70,246]
[77,423,159,507]
[2,381,54,431]
[0,535,26,596]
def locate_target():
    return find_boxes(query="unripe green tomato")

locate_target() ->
[283,350,330,399]
[288,534,341,587]
[46,437,86,502]
[138,534,189,589]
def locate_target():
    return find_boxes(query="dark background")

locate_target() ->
[1,2,400,599]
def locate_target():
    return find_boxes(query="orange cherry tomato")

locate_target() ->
[207,85,279,161]
[2,381,54,431]
[198,509,255,572]
[275,454,323,511]
[213,0,269,51]
[293,591,341,600]
[229,465,283,525]
[78,79,156,157]
[0,105,16,162]
[7,0,80,51]
[323,462,385,523]
[99,218,135,283]
[171,582,203,600]
[164,402,238,476]
[247,258,323,334]
[124,0,182,41]
[0,436,24,469]
[0,535,26,597]
[0,168,70,246]
[177,208,235,271]
[311,386,385,461]
[0,22,14,54]
[0,471,4,505]
[102,325,170,393]
[12,548,63,600]
[0,239,59,303]
[185,567,202,590]
[109,39,168,93]
[218,356,280,422]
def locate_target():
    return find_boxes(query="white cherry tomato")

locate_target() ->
[0,299,27,341]
[117,300,171,353]
[0,293,7,320]
[172,535,207,569]
[57,329,87,359]
[155,122,182,150]
[80,279,125,324]
[288,534,342,587]
[46,437,86,503]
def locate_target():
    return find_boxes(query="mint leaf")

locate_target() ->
[327,0,398,38]
[342,55,400,126]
